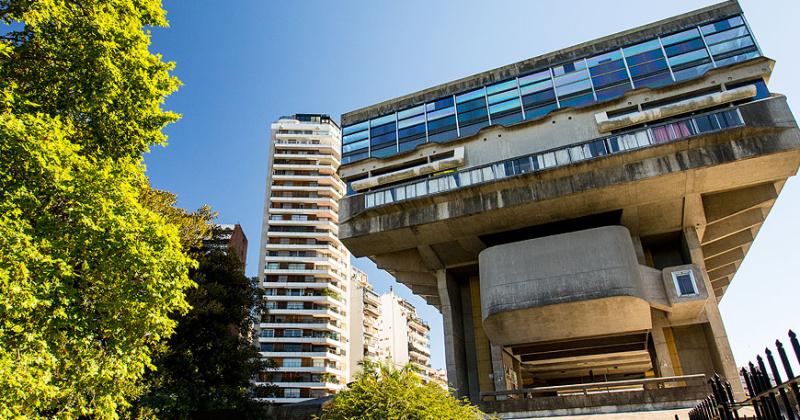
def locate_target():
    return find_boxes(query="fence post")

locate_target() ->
[757,355,783,419]
[766,348,796,420]
[777,338,800,415]
[742,367,765,419]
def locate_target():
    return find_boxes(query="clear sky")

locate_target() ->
[145,0,800,371]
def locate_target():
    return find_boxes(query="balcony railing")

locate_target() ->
[359,107,744,209]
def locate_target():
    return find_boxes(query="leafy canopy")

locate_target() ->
[131,250,276,418]
[0,0,196,418]
[318,361,486,420]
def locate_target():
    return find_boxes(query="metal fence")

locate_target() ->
[689,330,800,420]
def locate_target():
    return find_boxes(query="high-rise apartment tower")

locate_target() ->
[256,114,351,404]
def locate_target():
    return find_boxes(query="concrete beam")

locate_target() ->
[372,249,427,272]
[707,263,738,281]
[711,276,732,289]
[702,207,765,244]
[417,245,444,270]
[704,248,745,271]
[700,228,754,259]
[702,183,777,223]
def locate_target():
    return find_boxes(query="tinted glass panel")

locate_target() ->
[458,107,489,124]
[624,48,664,66]
[427,96,454,111]
[371,145,397,158]
[522,89,556,106]
[714,51,759,67]
[518,70,551,85]
[456,89,485,103]
[343,139,368,153]
[708,37,754,56]
[587,50,623,67]
[558,92,594,108]
[661,28,700,46]
[343,130,368,144]
[592,69,629,88]
[397,105,424,120]
[370,122,395,137]
[633,71,673,89]
[623,39,662,58]
[664,38,705,57]
[427,115,456,132]
[524,102,558,120]
[556,79,592,96]
[342,121,368,135]
[628,58,669,77]
[704,25,749,45]
[520,80,553,95]
[370,114,394,127]
[486,79,517,95]
[701,16,745,35]
[456,97,487,112]
[595,83,631,101]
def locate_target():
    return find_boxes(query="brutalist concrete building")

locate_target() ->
[336,1,800,414]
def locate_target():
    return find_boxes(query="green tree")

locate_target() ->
[131,249,277,419]
[318,361,486,420]
[0,1,194,418]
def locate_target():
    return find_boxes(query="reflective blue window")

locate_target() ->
[558,92,595,108]
[486,79,517,95]
[370,114,395,128]
[664,38,705,57]
[343,139,368,153]
[701,16,744,35]
[342,121,368,135]
[661,28,700,47]
[525,102,558,120]
[455,89,484,103]
[595,83,631,101]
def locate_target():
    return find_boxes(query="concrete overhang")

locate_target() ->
[478,227,653,346]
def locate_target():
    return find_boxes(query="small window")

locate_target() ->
[261,329,275,337]
[672,270,698,296]
[285,388,301,398]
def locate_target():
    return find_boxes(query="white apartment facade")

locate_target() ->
[256,114,351,404]
[378,291,433,381]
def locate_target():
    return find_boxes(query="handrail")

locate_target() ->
[481,374,707,399]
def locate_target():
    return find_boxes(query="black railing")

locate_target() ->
[689,330,800,420]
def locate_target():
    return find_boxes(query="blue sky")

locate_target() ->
[146,0,800,371]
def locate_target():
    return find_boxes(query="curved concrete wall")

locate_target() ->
[479,226,652,346]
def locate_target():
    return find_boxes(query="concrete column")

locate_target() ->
[490,343,507,400]
[436,269,470,399]
[650,309,677,377]
[683,227,745,399]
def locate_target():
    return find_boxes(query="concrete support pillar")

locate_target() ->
[490,344,507,400]
[650,309,677,377]
[436,269,470,399]
[684,227,745,400]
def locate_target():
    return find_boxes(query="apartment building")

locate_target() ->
[379,291,433,380]
[256,114,351,404]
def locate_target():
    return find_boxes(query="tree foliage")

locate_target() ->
[0,0,195,418]
[318,361,486,420]
[131,250,276,419]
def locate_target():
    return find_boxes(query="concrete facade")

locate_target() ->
[335,1,800,415]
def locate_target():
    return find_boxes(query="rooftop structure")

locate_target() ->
[335,1,800,416]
